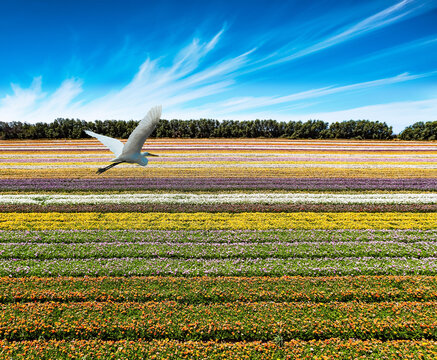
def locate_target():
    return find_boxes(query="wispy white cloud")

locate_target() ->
[196,71,436,115]
[0,77,83,122]
[0,27,247,122]
[257,0,431,67]
[0,77,44,115]
[348,35,437,67]
[31,79,83,120]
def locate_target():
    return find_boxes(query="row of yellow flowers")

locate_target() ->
[3,149,437,155]
[4,161,433,166]
[0,212,435,230]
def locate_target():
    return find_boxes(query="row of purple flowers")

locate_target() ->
[2,203,437,213]
[2,146,437,151]
[1,177,436,191]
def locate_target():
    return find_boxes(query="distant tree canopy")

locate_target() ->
[2,117,432,141]
[398,121,437,141]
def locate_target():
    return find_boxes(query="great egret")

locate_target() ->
[85,105,162,174]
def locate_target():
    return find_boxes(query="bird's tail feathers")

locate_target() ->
[96,161,124,174]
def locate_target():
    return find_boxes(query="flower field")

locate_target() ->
[0,138,436,359]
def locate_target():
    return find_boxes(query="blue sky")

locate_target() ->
[0,0,436,132]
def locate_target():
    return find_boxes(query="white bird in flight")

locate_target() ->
[85,105,161,174]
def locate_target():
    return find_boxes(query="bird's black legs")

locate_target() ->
[96,161,124,174]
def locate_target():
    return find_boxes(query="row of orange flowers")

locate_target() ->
[1,338,436,359]
[1,300,437,341]
[1,276,436,304]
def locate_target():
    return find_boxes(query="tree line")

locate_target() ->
[0,118,435,140]
[397,121,437,140]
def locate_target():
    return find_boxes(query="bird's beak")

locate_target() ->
[147,153,159,157]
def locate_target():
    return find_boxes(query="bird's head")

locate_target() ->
[141,152,158,157]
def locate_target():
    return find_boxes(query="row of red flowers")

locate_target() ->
[2,203,437,213]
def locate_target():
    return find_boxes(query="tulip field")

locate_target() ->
[0,138,436,359]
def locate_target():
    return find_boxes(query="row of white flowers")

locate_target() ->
[2,153,436,158]
[1,193,436,205]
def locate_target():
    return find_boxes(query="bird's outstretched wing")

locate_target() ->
[122,105,162,156]
[85,130,124,158]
